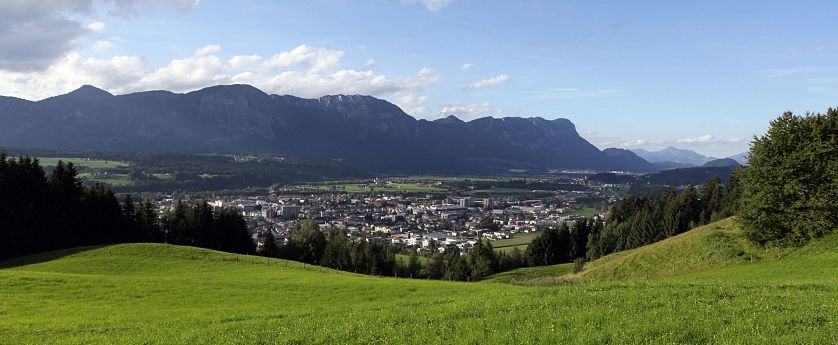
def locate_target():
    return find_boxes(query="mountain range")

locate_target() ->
[0,84,656,174]
[632,147,715,166]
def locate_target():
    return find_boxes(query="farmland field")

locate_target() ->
[491,231,542,248]
[0,218,835,344]
[302,182,446,193]
[37,157,131,169]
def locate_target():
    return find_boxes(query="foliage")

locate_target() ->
[0,153,254,260]
[740,109,838,244]
[586,176,740,261]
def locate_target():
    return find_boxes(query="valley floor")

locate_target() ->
[0,219,835,344]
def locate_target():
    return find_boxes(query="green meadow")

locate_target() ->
[301,182,446,193]
[0,218,835,344]
[491,230,543,248]
[37,157,131,169]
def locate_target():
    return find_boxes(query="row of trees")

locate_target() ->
[0,154,254,260]
[525,218,602,266]
[257,218,519,281]
[586,175,740,260]
[259,220,398,274]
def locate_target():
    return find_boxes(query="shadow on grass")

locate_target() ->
[0,245,109,269]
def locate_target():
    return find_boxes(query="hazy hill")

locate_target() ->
[702,158,741,168]
[632,146,715,166]
[641,165,737,185]
[728,152,749,165]
[0,84,657,174]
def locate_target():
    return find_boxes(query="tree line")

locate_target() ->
[0,154,254,260]
[256,219,507,281]
[585,175,740,260]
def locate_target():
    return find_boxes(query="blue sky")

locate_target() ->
[2,0,837,157]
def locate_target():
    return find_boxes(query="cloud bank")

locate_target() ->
[0,44,441,117]
[0,0,198,71]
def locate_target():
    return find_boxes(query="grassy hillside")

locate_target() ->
[485,217,838,285]
[1,237,835,344]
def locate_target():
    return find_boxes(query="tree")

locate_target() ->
[443,247,470,281]
[424,252,445,279]
[136,200,161,242]
[526,223,571,266]
[321,227,352,270]
[569,218,591,259]
[406,254,422,278]
[290,219,326,264]
[258,231,279,257]
[466,238,496,280]
[741,109,838,244]
[699,177,722,224]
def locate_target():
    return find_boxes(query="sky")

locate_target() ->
[2,0,837,157]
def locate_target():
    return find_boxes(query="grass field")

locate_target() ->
[37,157,131,169]
[77,172,134,186]
[494,243,528,253]
[0,218,835,344]
[568,207,601,218]
[468,188,535,195]
[491,231,542,248]
[395,253,430,265]
[304,182,445,193]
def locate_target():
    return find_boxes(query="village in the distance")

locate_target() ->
[157,175,617,256]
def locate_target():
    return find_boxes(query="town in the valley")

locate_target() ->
[149,176,619,255]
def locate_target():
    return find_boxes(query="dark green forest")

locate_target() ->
[0,154,254,260]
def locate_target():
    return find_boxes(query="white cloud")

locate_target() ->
[677,134,715,144]
[87,21,105,32]
[460,63,473,70]
[437,103,500,120]
[263,44,344,73]
[620,139,664,148]
[228,55,263,69]
[401,0,454,12]
[0,0,198,72]
[194,45,221,56]
[0,53,145,99]
[364,59,376,69]
[0,44,441,117]
[468,74,509,89]
[94,40,114,49]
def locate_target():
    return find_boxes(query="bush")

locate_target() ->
[572,258,585,274]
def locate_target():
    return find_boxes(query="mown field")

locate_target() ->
[0,218,835,344]
[491,231,542,248]
[37,157,131,169]
[300,182,446,193]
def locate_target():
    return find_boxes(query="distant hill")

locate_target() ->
[587,172,639,184]
[0,84,656,174]
[651,161,694,170]
[702,158,740,168]
[641,166,737,185]
[632,146,715,166]
[728,152,749,165]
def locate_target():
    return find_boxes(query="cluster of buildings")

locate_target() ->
[170,188,610,254]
